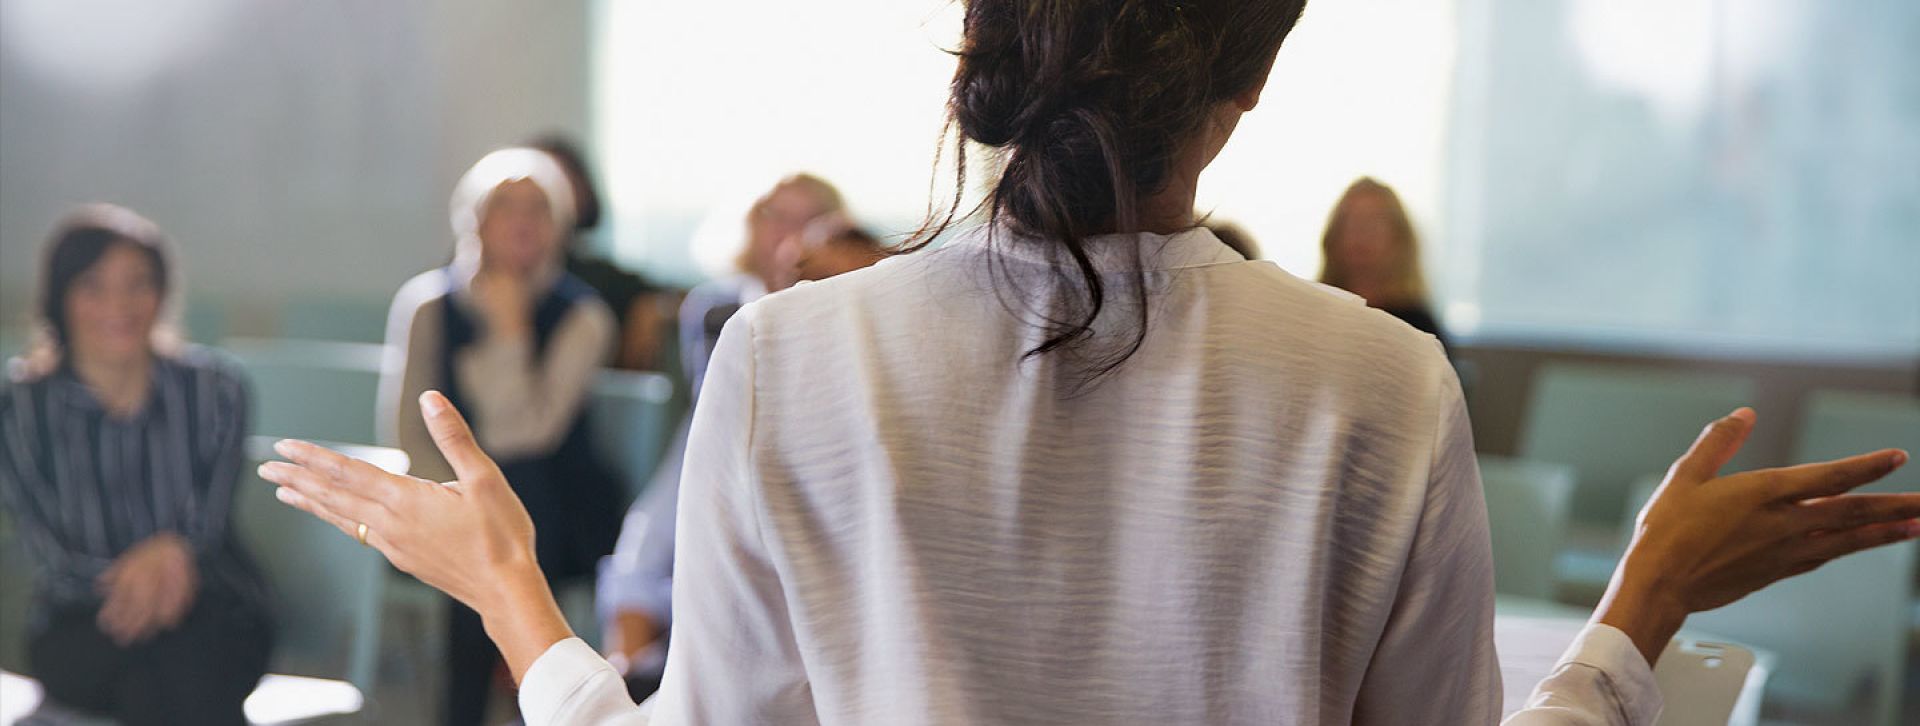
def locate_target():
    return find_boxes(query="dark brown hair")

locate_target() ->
[904,0,1308,381]
[39,204,171,348]
[14,204,176,377]
[527,133,603,231]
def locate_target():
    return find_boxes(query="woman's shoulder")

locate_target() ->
[392,269,456,314]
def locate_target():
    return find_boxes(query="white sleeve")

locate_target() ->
[518,638,650,725]
[646,304,820,724]
[1351,365,1504,724]
[1501,624,1662,726]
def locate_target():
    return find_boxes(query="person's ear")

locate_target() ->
[1233,53,1279,112]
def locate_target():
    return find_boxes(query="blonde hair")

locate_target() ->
[691,172,846,278]
[448,147,577,262]
[1317,177,1430,305]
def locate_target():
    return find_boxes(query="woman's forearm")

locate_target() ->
[481,558,579,684]
[1592,552,1689,668]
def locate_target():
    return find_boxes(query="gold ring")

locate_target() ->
[356,522,370,546]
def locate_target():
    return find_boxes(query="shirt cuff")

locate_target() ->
[1560,623,1663,723]
[518,637,627,725]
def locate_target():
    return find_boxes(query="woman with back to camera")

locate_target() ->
[379,147,623,726]
[267,2,1919,724]
[0,204,272,726]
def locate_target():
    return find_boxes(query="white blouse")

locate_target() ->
[518,227,1661,725]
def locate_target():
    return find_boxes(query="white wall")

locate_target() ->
[0,0,591,335]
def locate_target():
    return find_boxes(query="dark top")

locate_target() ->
[567,251,661,333]
[1379,304,1451,353]
[0,348,268,613]
[437,268,623,581]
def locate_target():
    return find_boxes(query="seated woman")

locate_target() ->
[0,204,271,726]
[525,134,681,372]
[1318,177,1450,349]
[379,148,622,726]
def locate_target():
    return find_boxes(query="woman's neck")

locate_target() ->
[1138,155,1202,235]
[71,349,153,416]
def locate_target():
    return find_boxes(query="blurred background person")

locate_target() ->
[0,204,271,726]
[678,173,844,393]
[1317,177,1449,349]
[525,134,683,373]
[775,212,889,288]
[595,174,864,702]
[378,148,623,726]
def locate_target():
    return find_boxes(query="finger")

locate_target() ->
[271,439,406,509]
[96,590,130,639]
[258,460,392,529]
[420,391,500,483]
[1800,492,1920,533]
[274,486,398,557]
[1670,408,1757,484]
[1800,518,1920,566]
[1768,449,1908,501]
[95,563,121,594]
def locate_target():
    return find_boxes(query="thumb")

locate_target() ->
[420,391,499,484]
[1672,407,1757,484]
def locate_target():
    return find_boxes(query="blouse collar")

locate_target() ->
[949,224,1244,273]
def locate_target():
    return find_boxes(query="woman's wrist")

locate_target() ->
[477,555,576,684]
[1593,552,1688,668]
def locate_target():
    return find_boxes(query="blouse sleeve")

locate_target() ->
[1501,624,1663,725]
[518,308,793,726]
[1350,362,1504,724]
[0,383,116,583]
[453,298,615,460]
[642,304,819,724]
[179,361,249,556]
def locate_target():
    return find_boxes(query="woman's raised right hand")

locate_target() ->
[1597,408,1917,665]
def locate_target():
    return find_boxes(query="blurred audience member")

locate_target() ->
[379,148,623,726]
[680,173,844,393]
[0,204,271,726]
[1318,177,1449,349]
[526,134,683,372]
[1205,220,1260,260]
[596,174,862,702]
[774,212,889,288]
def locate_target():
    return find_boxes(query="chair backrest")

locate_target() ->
[590,370,678,506]
[238,437,403,693]
[1518,364,1755,528]
[1682,536,1914,725]
[185,295,228,345]
[229,338,386,445]
[1796,390,1920,494]
[1476,455,1577,600]
[279,297,392,344]
[1651,639,1758,726]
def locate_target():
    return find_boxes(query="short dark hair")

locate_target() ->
[526,133,603,231]
[38,204,171,348]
